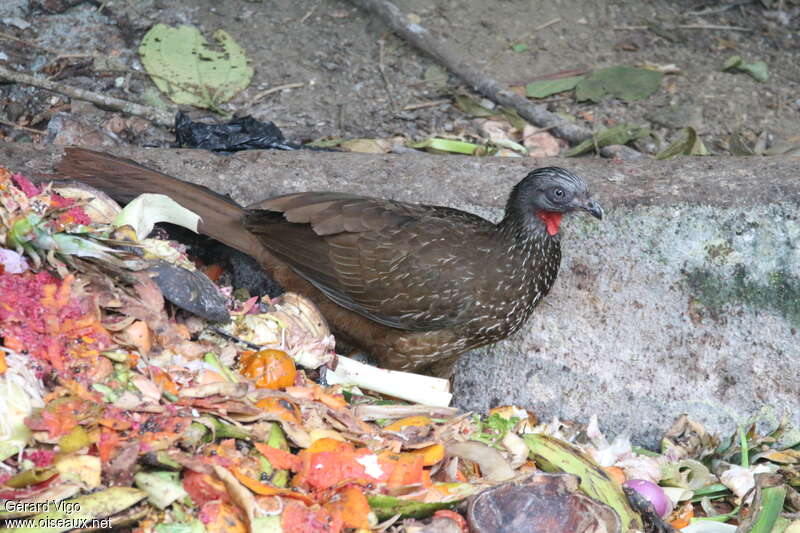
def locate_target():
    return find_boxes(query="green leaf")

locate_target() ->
[525,76,584,98]
[691,136,710,156]
[564,123,650,157]
[139,24,253,110]
[575,65,662,102]
[423,65,448,87]
[739,60,769,82]
[723,56,769,82]
[409,138,488,155]
[258,423,290,487]
[267,422,289,450]
[92,383,118,402]
[499,107,528,130]
[744,484,786,533]
[197,415,251,440]
[690,483,731,501]
[511,43,529,53]
[114,193,201,241]
[454,95,494,117]
[729,130,755,156]
[723,55,743,70]
[574,76,606,102]
[134,471,189,510]
[656,127,709,159]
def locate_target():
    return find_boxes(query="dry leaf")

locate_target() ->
[522,127,560,157]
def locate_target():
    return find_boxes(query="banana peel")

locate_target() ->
[524,433,643,531]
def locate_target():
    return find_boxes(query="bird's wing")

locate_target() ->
[244,193,495,331]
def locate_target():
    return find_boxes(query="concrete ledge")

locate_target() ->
[3,142,798,443]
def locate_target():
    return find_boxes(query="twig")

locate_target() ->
[679,23,754,31]
[0,65,175,128]
[0,118,45,134]
[347,0,643,159]
[252,82,305,102]
[377,37,397,111]
[0,31,93,58]
[687,0,753,16]
[534,17,561,31]
[615,24,753,32]
[402,98,451,111]
[525,124,559,135]
[299,2,320,23]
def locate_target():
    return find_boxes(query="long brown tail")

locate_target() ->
[55,148,265,256]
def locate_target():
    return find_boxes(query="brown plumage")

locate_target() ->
[55,148,602,376]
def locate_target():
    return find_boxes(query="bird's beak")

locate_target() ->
[582,199,604,220]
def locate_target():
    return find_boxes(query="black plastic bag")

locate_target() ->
[174,112,301,152]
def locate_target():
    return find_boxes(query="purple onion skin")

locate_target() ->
[623,479,670,517]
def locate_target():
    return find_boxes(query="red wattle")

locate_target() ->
[535,211,563,236]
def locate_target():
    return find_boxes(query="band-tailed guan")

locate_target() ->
[56,148,602,376]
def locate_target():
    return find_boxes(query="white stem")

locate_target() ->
[325,355,452,407]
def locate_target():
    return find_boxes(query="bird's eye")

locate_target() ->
[553,188,565,198]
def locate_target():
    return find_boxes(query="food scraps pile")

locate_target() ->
[0,165,798,533]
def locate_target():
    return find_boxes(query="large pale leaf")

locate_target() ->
[139,24,253,110]
[575,66,662,102]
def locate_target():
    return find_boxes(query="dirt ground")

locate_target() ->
[1,0,798,155]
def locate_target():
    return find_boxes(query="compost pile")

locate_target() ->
[0,165,797,533]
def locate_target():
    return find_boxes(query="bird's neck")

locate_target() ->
[499,209,562,243]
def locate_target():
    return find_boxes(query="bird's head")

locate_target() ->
[505,167,603,236]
